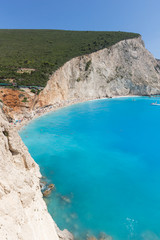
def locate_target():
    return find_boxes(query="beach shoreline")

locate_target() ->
[16,95,140,131]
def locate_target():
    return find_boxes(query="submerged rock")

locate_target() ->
[99,232,112,240]
[40,181,47,190]
[55,225,74,240]
[87,232,112,240]
[70,213,78,219]
[61,195,71,203]
[87,236,97,240]
[43,189,51,197]
[42,182,55,197]
[41,175,46,179]
[48,183,55,189]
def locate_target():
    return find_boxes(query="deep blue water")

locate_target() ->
[20,97,160,240]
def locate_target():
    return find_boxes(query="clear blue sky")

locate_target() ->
[0,0,160,58]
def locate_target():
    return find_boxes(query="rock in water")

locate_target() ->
[99,232,113,240]
[87,236,97,240]
[48,183,55,189]
[43,189,52,197]
[61,195,71,203]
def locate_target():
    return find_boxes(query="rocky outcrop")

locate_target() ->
[0,107,73,240]
[37,37,160,107]
[0,88,36,120]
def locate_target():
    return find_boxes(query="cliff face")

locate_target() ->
[37,37,160,106]
[0,106,72,240]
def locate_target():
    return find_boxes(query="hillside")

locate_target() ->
[0,30,140,86]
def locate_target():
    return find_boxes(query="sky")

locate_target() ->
[0,0,160,58]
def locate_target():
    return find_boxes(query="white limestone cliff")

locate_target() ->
[0,106,73,240]
[37,37,160,107]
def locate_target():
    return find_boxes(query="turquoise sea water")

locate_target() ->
[20,97,160,240]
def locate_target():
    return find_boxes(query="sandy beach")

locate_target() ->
[15,95,140,131]
[15,95,141,131]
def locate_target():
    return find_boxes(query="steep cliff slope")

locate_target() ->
[0,106,72,240]
[37,37,160,107]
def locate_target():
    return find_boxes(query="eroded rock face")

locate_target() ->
[0,108,73,240]
[0,88,36,120]
[37,37,160,107]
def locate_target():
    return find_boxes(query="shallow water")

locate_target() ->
[20,97,160,240]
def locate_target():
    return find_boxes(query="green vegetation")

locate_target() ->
[18,93,25,98]
[85,60,92,71]
[76,77,81,82]
[30,89,36,93]
[0,30,140,86]
[22,97,28,102]
[3,130,8,137]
